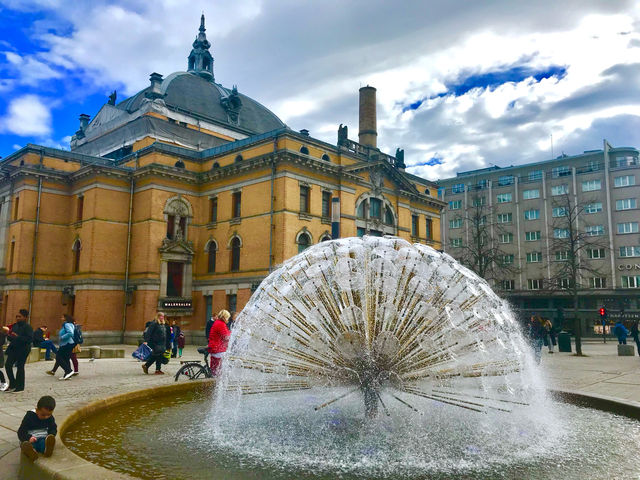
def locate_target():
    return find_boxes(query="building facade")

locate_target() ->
[0,16,443,342]
[438,141,640,334]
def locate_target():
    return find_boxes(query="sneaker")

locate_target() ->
[4,388,15,393]
[72,371,79,376]
[45,370,55,376]
[142,364,149,374]
[154,370,165,375]
[0,383,8,391]
[43,435,55,457]
[20,441,38,462]
[60,371,74,381]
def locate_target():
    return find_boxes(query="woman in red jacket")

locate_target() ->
[208,309,231,375]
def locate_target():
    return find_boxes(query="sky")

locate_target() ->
[1,1,640,181]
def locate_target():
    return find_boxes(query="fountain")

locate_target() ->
[63,236,640,479]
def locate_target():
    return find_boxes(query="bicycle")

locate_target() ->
[174,346,214,381]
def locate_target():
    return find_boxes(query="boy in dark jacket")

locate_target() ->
[18,395,57,461]
[3,309,33,392]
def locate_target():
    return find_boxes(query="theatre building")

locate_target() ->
[0,16,444,343]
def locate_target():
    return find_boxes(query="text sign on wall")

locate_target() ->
[161,299,192,309]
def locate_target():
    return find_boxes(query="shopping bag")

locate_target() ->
[132,343,152,361]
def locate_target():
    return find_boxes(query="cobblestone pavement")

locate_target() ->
[0,341,638,479]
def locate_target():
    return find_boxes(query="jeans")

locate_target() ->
[31,437,46,453]
[40,340,58,360]
[532,338,543,365]
[5,350,29,390]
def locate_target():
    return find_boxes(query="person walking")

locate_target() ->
[176,329,185,358]
[142,312,168,375]
[33,325,58,361]
[613,321,630,345]
[631,320,640,357]
[208,309,231,375]
[528,314,545,365]
[54,315,75,381]
[171,320,181,358]
[46,316,79,377]
[3,309,33,392]
[543,319,555,354]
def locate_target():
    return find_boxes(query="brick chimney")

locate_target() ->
[358,86,377,148]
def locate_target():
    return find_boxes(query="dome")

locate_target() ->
[116,72,285,135]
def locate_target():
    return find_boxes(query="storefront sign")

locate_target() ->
[161,299,192,309]
[617,263,640,270]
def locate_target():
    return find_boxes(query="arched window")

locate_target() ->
[206,240,217,273]
[234,155,243,163]
[164,197,192,241]
[356,200,367,219]
[425,188,430,195]
[384,206,394,225]
[212,162,220,169]
[355,195,396,236]
[72,239,81,273]
[299,146,309,155]
[320,234,331,242]
[230,236,241,272]
[297,232,311,253]
[321,154,330,162]
[174,160,185,169]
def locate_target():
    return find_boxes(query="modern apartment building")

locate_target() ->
[438,141,640,334]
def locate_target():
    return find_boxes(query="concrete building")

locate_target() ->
[0,16,443,343]
[438,141,640,334]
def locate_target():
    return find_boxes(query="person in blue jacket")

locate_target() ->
[613,321,630,345]
[55,315,76,380]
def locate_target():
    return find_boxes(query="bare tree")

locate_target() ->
[547,193,609,355]
[451,190,519,285]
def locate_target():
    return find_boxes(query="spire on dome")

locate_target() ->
[187,14,214,81]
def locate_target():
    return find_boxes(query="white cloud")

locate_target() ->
[3,51,63,86]
[0,95,52,136]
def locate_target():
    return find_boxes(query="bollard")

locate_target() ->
[558,332,572,353]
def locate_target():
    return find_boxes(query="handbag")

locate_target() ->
[132,343,152,361]
[72,344,82,354]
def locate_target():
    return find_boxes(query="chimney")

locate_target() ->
[149,72,163,96]
[358,85,377,148]
[78,114,90,131]
[299,129,309,136]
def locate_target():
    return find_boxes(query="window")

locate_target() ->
[528,170,543,181]
[232,192,241,218]
[209,197,218,223]
[501,254,515,265]
[450,218,463,229]
[234,155,243,163]
[9,241,14,273]
[321,154,331,162]
[581,180,601,192]
[497,213,512,223]
[586,225,605,236]
[621,276,640,288]
[450,237,463,247]
[496,193,512,203]
[526,252,542,263]
[452,183,465,194]
[555,250,569,261]
[475,179,488,190]
[523,189,540,200]
[525,231,541,241]
[13,196,18,220]
[425,218,433,240]
[357,227,366,237]
[552,166,571,178]
[501,280,515,290]
[299,185,310,214]
[559,278,573,289]
[322,191,331,218]
[297,232,311,253]
[411,215,419,237]
[472,196,486,207]
[551,184,568,196]
[370,198,382,219]
[552,207,568,217]
[299,146,309,155]
[227,293,237,313]
[587,248,606,259]
[76,196,84,222]
[356,200,367,219]
[449,200,462,210]
[613,155,638,168]
[384,206,394,225]
[616,198,636,210]
[524,209,540,220]
[617,222,639,234]
[166,261,183,296]
[614,175,635,187]
[499,233,513,244]
[72,239,81,273]
[230,237,241,271]
[620,246,640,257]
[528,279,544,290]
[497,175,514,186]
[554,228,569,238]
[589,277,607,289]
[478,216,487,226]
[207,241,217,273]
[584,202,602,214]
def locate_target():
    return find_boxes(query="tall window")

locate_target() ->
[227,293,237,312]
[322,191,331,218]
[411,215,419,237]
[72,239,81,273]
[13,196,18,220]
[9,241,15,272]
[207,241,217,273]
[299,186,310,214]
[232,192,241,218]
[425,218,433,240]
[167,215,175,238]
[230,237,241,272]
[164,197,191,240]
[167,261,183,296]
[76,196,84,222]
[370,198,382,219]
[210,197,218,223]
[384,206,394,225]
[297,232,311,253]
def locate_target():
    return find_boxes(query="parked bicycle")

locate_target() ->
[174,346,214,381]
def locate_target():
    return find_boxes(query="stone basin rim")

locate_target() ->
[22,383,640,480]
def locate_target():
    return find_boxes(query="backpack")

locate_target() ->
[73,324,84,345]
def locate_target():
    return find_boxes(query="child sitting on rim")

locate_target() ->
[18,395,57,461]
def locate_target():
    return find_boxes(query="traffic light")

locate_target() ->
[599,307,607,318]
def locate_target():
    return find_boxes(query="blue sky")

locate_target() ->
[1,1,640,180]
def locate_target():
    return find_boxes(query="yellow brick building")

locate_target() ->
[0,16,444,343]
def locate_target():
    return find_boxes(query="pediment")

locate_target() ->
[159,238,195,256]
[345,160,419,195]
